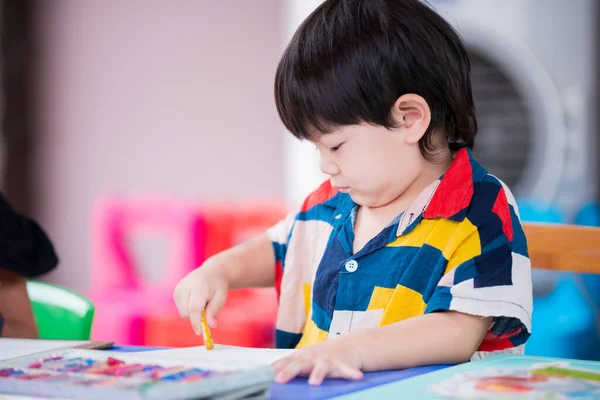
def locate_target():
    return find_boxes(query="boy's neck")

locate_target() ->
[364,152,454,222]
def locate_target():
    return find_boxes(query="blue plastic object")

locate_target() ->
[517,199,599,360]
[526,276,600,360]
[516,199,564,224]
[575,203,600,226]
[574,202,600,361]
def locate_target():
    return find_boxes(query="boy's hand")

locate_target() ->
[272,338,364,386]
[174,233,277,336]
[173,257,230,335]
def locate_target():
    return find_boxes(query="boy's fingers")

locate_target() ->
[308,359,362,385]
[307,359,331,386]
[274,358,310,384]
[271,355,293,374]
[188,295,208,336]
[329,361,363,381]
[205,290,227,327]
[173,289,191,319]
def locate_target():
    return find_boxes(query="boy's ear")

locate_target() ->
[391,94,432,144]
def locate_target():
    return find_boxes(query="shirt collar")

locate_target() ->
[423,147,488,221]
[330,147,488,234]
[396,147,488,236]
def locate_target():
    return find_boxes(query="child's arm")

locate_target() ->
[0,268,38,338]
[356,311,491,370]
[354,311,492,370]
[174,201,298,334]
[273,311,491,385]
[207,233,276,289]
[173,233,276,334]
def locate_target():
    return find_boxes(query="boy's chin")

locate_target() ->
[348,192,374,207]
[350,192,398,209]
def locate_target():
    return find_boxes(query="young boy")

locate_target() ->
[174,0,532,386]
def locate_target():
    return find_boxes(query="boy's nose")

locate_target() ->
[319,155,340,176]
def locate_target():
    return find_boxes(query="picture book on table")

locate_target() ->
[429,362,600,399]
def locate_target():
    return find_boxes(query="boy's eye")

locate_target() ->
[329,143,343,152]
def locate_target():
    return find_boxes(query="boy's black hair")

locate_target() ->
[274,0,477,160]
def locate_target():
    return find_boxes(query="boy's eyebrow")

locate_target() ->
[311,131,344,145]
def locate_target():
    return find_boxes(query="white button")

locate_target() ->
[345,260,358,272]
[335,214,342,220]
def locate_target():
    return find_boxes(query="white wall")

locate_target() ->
[34,0,284,290]
[281,0,327,206]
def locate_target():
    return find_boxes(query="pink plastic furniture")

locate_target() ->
[89,196,206,344]
[90,196,206,292]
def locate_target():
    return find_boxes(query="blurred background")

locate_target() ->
[2,0,600,359]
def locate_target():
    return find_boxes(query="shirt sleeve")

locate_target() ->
[0,193,59,277]
[425,184,532,354]
[266,179,339,300]
[267,211,297,266]
[265,210,296,300]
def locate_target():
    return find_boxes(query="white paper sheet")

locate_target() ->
[135,344,295,370]
[0,339,93,361]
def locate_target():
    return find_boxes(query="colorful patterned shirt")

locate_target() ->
[267,148,533,360]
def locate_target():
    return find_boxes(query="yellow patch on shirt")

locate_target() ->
[296,318,329,348]
[379,285,427,326]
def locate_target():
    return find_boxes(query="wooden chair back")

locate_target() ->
[523,222,600,274]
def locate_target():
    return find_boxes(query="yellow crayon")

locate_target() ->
[201,310,214,350]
